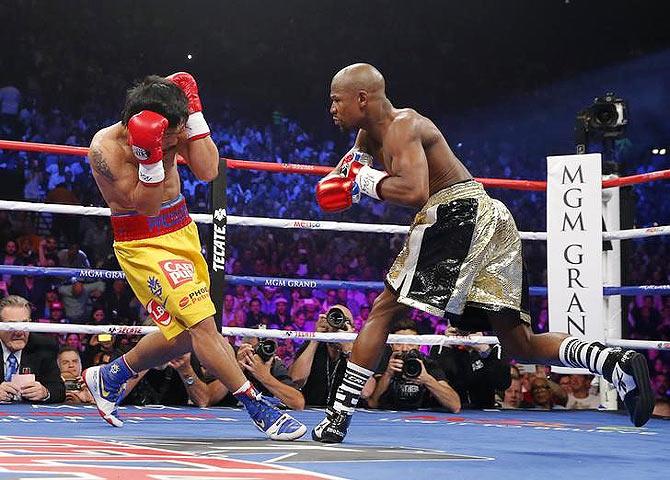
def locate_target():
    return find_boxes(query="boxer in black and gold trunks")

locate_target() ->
[312,63,653,443]
[83,74,305,440]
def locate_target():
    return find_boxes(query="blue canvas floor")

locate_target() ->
[0,404,667,480]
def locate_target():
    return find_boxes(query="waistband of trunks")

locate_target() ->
[423,179,487,209]
[111,195,192,242]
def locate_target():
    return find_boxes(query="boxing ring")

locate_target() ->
[0,139,670,479]
[1,406,668,480]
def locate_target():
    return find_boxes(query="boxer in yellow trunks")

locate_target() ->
[82,73,305,440]
[111,194,214,340]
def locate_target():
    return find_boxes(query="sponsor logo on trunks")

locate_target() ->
[159,259,195,288]
[189,286,208,302]
[147,205,189,232]
[179,286,209,310]
[147,275,163,299]
[147,298,172,326]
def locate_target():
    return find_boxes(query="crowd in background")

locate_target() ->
[1,75,670,413]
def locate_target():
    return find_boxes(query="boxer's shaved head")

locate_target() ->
[329,63,388,130]
[331,63,385,96]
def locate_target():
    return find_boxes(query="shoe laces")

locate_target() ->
[324,411,350,428]
[253,395,282,422]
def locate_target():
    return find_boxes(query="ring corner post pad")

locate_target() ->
[210,156,227,331]
[546,154,605,376]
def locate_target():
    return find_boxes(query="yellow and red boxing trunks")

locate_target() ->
[111,195,215,340]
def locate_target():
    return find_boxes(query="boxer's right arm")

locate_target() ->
[127,110,168,216]
[373,117,430,207]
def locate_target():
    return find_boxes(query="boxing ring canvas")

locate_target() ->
[0,404,667,479]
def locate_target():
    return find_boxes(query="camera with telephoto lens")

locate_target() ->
[254,339,277,362]
[326,307,349,330]
[397,349,423,378]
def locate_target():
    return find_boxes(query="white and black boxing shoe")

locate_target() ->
[312,409,352,443]
[606,349,654,427]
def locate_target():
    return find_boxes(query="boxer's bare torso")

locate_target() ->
[356,108,472,198]
[88,123,186,214]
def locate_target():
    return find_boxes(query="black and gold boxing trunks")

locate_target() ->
[386,180,530,325]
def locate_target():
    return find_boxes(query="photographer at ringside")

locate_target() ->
[430,326,511,409]
[203,333,305,410]
[289,305,375,407]
[367,319,461,412]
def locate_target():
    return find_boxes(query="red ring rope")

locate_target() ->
[1,139,669,191]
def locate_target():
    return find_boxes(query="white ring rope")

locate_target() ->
[1,322,668,350]
[0,321,488,346]
[2,199,669,240]
[228,215,409,235]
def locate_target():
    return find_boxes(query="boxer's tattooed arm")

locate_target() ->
[89,147,115,181]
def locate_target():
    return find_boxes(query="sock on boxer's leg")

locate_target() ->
[102,354,136,391]
[233,380,260,404]
[558,336,617,379]
[331,361,374,415]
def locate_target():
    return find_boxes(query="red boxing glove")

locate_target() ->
[315,175,360,213]
[166,71,210,141]
[166,71,202,113]
[128,110,168,185]
[315,151,388,212]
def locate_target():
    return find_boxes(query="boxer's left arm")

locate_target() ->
[168,72,220,182]
[377,117,429,207]
[177,140,219,182]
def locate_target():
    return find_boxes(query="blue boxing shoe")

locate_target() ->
[235,382,306,441]
[82,357,134,427]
